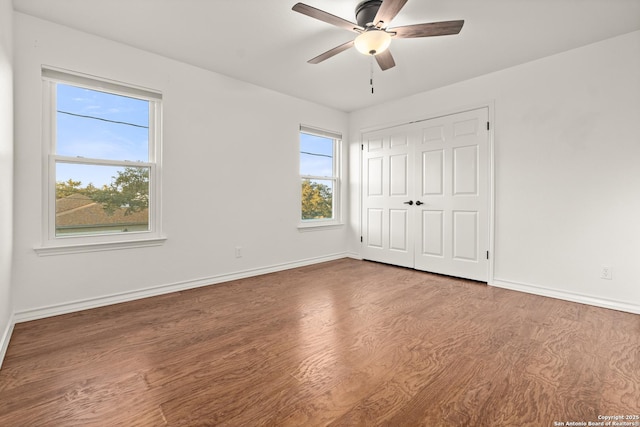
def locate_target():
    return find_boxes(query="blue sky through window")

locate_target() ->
[300,132,334,177]
[56,84,150,187]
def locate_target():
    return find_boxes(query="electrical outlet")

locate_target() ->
[235,246,243,258]
[601,265,612,280]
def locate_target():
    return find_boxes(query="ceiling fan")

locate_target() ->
[292,0,464,71]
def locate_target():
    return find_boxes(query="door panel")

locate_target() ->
[453,210,478,261]
[367,208,383,248]
[453,145,478,195]
[422,210,444,257]
[390,133,408,148]
[368,137,383,151]
[423,125,444,142]
[453,117,479,137]
[422,150,444,195]
[390,154,408,196]
[389,209,409,251]
[367,157,383,196]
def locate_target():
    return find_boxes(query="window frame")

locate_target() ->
[298,125,342,229]
[36,67,165,255]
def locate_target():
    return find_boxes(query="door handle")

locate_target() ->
[403,200,414,205]
[415,201,424,206]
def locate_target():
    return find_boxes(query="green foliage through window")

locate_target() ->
[90,168,149,216]
[301,179,333,220]
[56,167,149,216]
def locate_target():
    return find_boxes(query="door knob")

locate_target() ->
[415,201,424,206]
[403,200,414,205]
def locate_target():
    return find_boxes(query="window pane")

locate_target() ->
[56,84,149,161]
[301,179,333,220]
[56,162,150,236]
[300,132,333,177]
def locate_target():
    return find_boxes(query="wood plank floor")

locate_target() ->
[1,259,638,426]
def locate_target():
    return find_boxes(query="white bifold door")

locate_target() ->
[362,108,490,281]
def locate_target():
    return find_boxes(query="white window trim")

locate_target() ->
[35,67,165,256]
[298,125,343,230]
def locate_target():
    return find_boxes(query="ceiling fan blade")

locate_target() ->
[375,49,396,71]
[391,20,464,38]
[374,0,408,27]
[308,40,355,64]
[292,3,363,33]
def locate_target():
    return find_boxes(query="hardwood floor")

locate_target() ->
[1,258,638,426]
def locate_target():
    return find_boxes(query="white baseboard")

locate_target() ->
[0,313,15,370]
[14,252,350,324]
[491,278,640,315]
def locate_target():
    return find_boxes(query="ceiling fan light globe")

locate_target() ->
[354,30,391,56]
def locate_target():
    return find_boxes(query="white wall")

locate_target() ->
[0,0,14,366]
[12,13,349,318]
[349,31,640,313]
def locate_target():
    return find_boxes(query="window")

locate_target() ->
[299,125,341,226]
[38,68,164,254]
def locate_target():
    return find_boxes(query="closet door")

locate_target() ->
[361,108,490,282]
[361,128,416,268]
[414,108,489,281]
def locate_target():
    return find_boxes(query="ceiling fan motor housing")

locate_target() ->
[356,0,383,27]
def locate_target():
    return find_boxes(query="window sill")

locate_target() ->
[34,236,167,256]
[298,222,344,232]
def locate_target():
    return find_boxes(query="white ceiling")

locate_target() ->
[12,0,640,112]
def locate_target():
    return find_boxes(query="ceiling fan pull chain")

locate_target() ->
[370,55,375,94]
